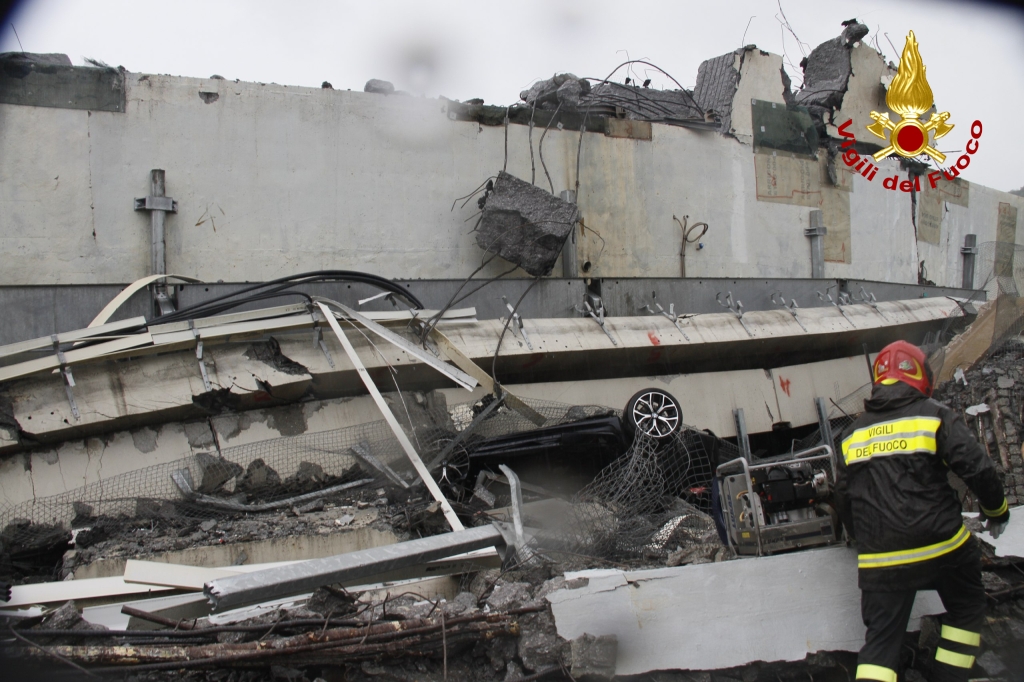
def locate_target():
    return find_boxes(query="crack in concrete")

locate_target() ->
[55,449,69,493]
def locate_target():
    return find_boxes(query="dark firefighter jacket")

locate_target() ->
[835,382,1008,590]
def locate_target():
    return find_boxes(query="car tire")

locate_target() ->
[623,388,682,442]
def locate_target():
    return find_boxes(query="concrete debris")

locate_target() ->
[519,73,591,109]
[569,633,617,680]
[934,339,1024,505]
[196,452,244,494]
[237,458,283,493]
[476,171,578,277]
[693,50,742,132]
[518,71,706,125]
[0,51,73,71]
[484,580,533,612]
[795,21,870,122]
[363,78,395,95]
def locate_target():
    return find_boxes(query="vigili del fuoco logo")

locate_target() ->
[835,30,983,193]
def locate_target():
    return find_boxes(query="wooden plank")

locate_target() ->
[6,577,173,608]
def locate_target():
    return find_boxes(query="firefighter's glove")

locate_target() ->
[985,509,1010,540]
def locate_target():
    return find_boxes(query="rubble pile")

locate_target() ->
[934,339,1024,505]
[6,553,1024,681]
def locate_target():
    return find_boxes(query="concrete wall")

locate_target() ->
[1,48,1021,287]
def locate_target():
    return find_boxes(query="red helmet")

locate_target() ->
[873,340,933,396]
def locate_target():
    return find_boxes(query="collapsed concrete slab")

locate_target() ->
[0,297,958,451]
[546,546,943,674]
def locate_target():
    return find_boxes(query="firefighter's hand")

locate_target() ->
[986,517,1008,539]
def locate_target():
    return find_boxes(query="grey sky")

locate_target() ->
[2,0,1022,191]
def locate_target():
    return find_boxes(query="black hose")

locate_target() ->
[155,270,423,324]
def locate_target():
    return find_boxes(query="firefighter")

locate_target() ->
[835,340,1009,682]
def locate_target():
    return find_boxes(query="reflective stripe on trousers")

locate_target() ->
[934,623,981,672]
[855,663,896,681]
[858,525,970,569]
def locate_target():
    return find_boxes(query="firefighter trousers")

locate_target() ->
[856,543,986,682]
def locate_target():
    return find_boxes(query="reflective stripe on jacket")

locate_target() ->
[834,383,1006,574]
[842,416,940,465]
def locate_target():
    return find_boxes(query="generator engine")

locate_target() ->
[716,447,839,556]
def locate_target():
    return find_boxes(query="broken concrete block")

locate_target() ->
[442,591,479,616]
[795,23,867,119]
[486,635,518,671]
[237,458,282,493]
[476,171,578,277]
[998,376,1015,389]
[364,79,394,95]
[484,580,532,611]
[71,501,95,526]
[570,633,618,680]
[470,569,500,600]
[196,452,243,494]
[135,498,178,519]
[517,609,568,672]
[290,461,327,485]
[520,73,590,109]
[32,600,106,633]
[693,50,741,133]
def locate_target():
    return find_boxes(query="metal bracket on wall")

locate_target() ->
[804,210,827,279]
[770,292,808,332]
[52,335,80,421]
[311,313,335,369]
[716,291,754,338]
[961,234,978,290]
[816,285,855,326]
[851,286,888,321]
[639,300,692,341]
[501,296,533,350]
[575,292,618,346]
[134,170,179,317]
[195,341,212,393]
[188,321,212,392]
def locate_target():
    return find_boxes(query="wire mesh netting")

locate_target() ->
[525,427,737,566]
[0,395,627,573]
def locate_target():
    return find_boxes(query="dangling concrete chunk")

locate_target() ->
[476,171,579,277]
